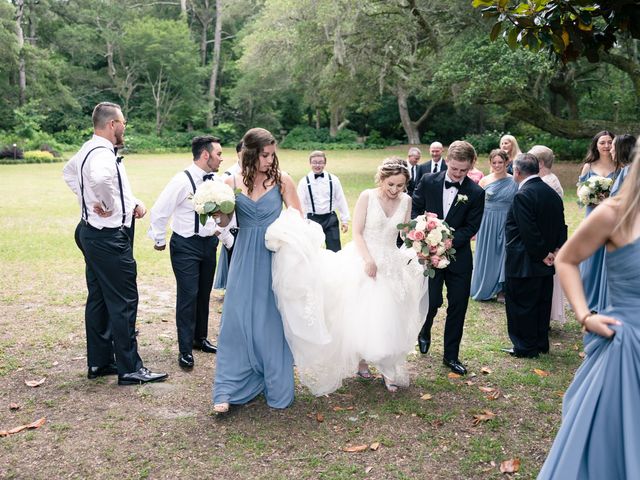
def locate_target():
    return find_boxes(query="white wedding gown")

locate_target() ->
[265,192,428,396]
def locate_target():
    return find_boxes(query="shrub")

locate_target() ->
[280,126,378,150]
[0,149,61,164]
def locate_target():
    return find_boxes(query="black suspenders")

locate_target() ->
[183,170,200,234]
[305,173,332,215]
[80,146,126,227]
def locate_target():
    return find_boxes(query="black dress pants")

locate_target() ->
[170,233,218,355]
[78,222,143,375]
[505,275,553,355]
[308,212,341,252]
[420,267,472,360]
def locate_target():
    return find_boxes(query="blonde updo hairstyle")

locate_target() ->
[375,157,410,187]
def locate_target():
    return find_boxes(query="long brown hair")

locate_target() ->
[240,128,281,195]
[584,130,614,164]
[614,138,640,237]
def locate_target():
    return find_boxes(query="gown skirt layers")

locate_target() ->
[265,193,429,396]
[212,188,294,409]
[578,169,615,313]
[470,178,517,300]
[537,238,640,479]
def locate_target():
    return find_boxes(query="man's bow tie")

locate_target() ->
[314,172,325,179]
[116,156,123,164]
[445,180,462,189]
[203,173,214,181]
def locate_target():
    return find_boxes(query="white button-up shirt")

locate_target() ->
[63,135,139,229]
[442,174,464,219]
[297,171,350,223]
[518,174,539,190]
[148,163,228,247]
[431,160,444,173]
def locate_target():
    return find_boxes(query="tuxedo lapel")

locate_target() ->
[444,179,468,223]
[430,173,445,219]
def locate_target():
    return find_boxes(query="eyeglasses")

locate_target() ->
[310,161,326,166]
[113,119,128,127]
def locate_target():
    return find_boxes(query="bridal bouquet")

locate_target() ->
[398,212,456,278]
[576,175,614,208]
[191,180,236,226]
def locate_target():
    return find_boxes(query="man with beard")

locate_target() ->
[63,102,168,385]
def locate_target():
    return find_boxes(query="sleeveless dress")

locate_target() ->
[265,192,428,395]
[213,246,230,290]
[538,238,640,479]
[578,168,616,312]
[212,187,294,409]
[471,177,517,300]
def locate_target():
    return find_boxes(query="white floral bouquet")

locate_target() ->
[191,180,236,226]
[576,175,614,208]
[398,212,456,278]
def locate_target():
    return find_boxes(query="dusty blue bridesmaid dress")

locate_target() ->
[578,169,616,312]
[471,177,517,300]
[538,237,640,479]
[212,187,294,408]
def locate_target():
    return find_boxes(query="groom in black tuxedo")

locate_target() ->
[412,141,485,375]
[503,153,566,358]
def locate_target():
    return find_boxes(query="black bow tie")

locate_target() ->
[116,156,123,164]
[445,180,461,189]
[314,173,325,179]
[203,173,214,181]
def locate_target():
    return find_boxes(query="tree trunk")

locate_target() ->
[396,85,421,144]
[15,0,26,106]
[206,0,223,129]
[315,107,321,130]
[329,104,343,138]
[180,0,187,17]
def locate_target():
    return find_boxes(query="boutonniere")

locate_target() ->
[455,194,468,206]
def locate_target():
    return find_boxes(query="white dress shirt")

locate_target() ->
[148,163,232,247]
[296,171,350,223]
[63,134,139,229]
[223,161,242,177]
[442,174,465,219]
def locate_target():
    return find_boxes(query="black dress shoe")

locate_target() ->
[443,358,467,375]
[118,367,168,385]
[179,353,194,369]
[87,364,118,379]
[194,338,217,353]
[418,335,431,354]
[501,346,539,358]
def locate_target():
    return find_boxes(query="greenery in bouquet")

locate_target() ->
[398,212,456,278]
[576,175,614,208]
[191,181,236,226]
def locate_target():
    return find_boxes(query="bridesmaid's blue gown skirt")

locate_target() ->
[538,238,640,479]
[212,187,294,409]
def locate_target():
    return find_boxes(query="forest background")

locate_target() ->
[2,0,640,162]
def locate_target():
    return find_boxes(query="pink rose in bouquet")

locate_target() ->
[397,212,456,278]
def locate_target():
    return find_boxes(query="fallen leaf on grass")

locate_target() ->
[343,444,368,453]
[478,386,495,393]
[465,380,475,386]
[487,390,502,400]
[447,372,461,379]
[365,466,373,473]
[533,368,550,377]
[578,351,586,359]
[8,403,21,410]
[480,367,492,375]
[472,410,496,426]
[316,413,324,423]
[500,458,521,473]
[420,393,432,401]
[0,417,46,437]
[369,442,380,451]
[24,378,45,388]
[332,406,354,412]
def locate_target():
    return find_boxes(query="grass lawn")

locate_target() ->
[0,146,585,479]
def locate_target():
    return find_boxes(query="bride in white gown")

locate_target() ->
[265,158,429,396]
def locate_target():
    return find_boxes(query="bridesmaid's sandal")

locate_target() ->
[383,377,399,393]
[213,402,230,414]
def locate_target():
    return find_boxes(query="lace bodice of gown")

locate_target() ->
[362,190,410,274]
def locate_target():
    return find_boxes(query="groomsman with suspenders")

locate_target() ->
[63,101,167,385]
[148,136,225,369]
[297,151,350,252]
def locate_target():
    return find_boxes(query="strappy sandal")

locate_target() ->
[357,361,372,379]
[383,377,399,393]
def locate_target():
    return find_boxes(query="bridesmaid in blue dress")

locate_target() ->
[538,141,640,479]
[577,131,617,313]
[212,128,302,413]
[471,150,517,301]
